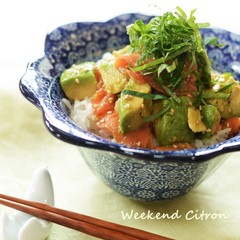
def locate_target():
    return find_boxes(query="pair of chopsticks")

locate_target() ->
[0,193,172,240]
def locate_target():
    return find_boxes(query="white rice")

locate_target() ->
[194,128,231,148]
[63,97,96,131]
[63,98,113,139]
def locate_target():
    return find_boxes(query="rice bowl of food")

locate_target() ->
[20,8,240,201]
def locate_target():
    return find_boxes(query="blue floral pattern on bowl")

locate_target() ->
[20,13,240,201]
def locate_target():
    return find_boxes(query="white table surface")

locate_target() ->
[1,1,240,240]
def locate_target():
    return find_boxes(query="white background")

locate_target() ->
[1,0,239,90]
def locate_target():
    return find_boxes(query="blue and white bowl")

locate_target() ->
[19,13,240,201]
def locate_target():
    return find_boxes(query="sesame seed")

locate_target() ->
[124,95,132,100]
[136,141,141,147]
[170,108,175,114]
[125,104,130,109]
[108,97,113,103]
[172,136,177,142]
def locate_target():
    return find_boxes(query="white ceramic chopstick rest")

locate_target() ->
[0,166,54,240]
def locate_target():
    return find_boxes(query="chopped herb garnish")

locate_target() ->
[126,7,220,94]
[121,89,167,100]
[144,101,171,122]
[202,90,230,100]
[217,82,236,92]
[204,37,225,48]
[161,85,181,104]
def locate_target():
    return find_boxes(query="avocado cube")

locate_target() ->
[207,73,240,119]
[60,62,97,100]
[201,104,221,136]
[119,79,151,134]
[154,97,194,145]
[98,59,128,94]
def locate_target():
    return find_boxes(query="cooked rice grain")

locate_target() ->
[64,98,95,131]
[194,128,231,148]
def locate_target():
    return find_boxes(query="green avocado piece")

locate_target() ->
[207,73,240,119]
[154,97,194,145]
[208,85,240,119]
[60,62,97,100]
[196,49,212,88]
[98,59,128,94]
[201,104,221,137]
[119,79,151,134]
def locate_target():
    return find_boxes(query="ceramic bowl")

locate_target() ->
[19,13,240,201]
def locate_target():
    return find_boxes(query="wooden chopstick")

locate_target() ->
[0,193,172,240]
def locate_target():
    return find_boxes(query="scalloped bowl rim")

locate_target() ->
[19,13,240,163]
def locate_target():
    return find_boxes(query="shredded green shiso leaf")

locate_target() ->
[121,7,225,121]
[126,7,222,93]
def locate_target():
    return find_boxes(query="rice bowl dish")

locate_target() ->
[19,8,240,200]
[59,8,240,151]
